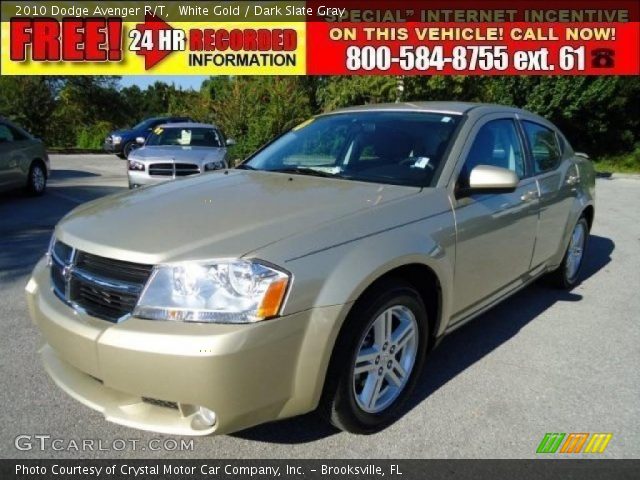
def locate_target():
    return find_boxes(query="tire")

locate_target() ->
[26,161,47,196]
[122,141,136,159]
[546,216,589,289]
[319,279,429,434]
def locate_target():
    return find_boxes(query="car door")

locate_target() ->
[522,120,577,267]
[0,122,20,189]
[450,115,540,320]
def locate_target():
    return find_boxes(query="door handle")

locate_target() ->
[520,190,538,202]
[566,174,580,186]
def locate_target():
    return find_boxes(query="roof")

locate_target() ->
[156,122,219,129]
[325,101,531,117]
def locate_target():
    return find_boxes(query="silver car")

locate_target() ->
[127,122,232,188]
[0,118,49,195]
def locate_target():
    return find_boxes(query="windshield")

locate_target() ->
[242,112,461,187]
[132,118,158,130]
[146,127,223,147]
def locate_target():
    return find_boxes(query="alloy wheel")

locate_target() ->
[31,165,46,193]
[352,305,418,414]
[565,221,586,281]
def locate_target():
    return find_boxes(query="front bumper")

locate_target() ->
[127,169,207,188]
[103,140,121,154]
[127,170,174,188]
[26,258,347,435]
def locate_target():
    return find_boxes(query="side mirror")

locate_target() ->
[135,137,146,145]
[226,138,236,146]
[459,165,519,197]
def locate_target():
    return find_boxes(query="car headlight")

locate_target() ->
[204,161,224,171]
[133,260,290,324]
[112,135,122,144]
[128,160,145,171]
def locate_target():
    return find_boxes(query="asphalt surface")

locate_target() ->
[0,155,638,459]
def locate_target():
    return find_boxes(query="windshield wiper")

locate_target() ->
[268,166,342,178]
[235,164,258,170]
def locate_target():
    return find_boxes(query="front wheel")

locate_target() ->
[122,141,137,159]
[320,280,429,434]
[26,161,47,196]
[547,217,589,289]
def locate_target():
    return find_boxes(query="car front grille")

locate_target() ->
[50,241,153,323]
[142,397,179,410]
[148,163,200,177]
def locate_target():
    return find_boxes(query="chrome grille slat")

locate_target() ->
[50,241,152,323]
[77,285,138,308]
[75,251,152,283]
[72,269,143,294]
[149,162,200,177]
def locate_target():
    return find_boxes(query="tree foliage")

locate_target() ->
[0,75,637,160]
[206,77,312,162]
[316,76,640,157]
[0,77,57,140]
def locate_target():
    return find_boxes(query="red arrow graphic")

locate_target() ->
[133,14,175,70]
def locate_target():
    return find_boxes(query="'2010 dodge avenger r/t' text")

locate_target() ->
[26,102,595,435]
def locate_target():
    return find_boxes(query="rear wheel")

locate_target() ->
[547,217,589,289]
[26,161,46,196]
[319,279,429,434]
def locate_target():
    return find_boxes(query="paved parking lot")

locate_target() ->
[0,155,638,459]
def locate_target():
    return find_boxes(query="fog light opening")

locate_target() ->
[191,406,217,431]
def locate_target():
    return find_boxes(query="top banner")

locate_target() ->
[1,0,638,75]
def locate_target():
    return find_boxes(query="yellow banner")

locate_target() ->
[1,20,306,75]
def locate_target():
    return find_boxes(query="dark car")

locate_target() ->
[0,117,49,195]
[104,116,193,158]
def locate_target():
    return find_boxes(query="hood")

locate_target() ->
[56,170,420,264]
[130,146,226,164]
[109,129,134,138]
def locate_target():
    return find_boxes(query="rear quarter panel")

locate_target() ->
[546,154,596,268]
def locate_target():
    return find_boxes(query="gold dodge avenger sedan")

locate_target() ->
[26,102,595,435]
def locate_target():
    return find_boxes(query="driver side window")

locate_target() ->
[460,119,525,186]
[0,124,15,143]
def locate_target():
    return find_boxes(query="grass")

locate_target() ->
[47,147,104,154]
[593,148,640,174]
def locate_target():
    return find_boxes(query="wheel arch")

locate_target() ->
[30,157,48,177]
[314,261,444,422]
[345,263,443,350]
[582,204,595,231]
[551,192,595,268]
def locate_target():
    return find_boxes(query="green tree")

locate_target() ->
[316,76,397,110]
[0,77,56,140]
[481,77,640,156]
[168,89,212,123]
[207,77,312,162]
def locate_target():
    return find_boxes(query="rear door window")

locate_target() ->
[523,121,562,174]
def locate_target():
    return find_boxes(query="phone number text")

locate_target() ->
[345,45,586,72]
